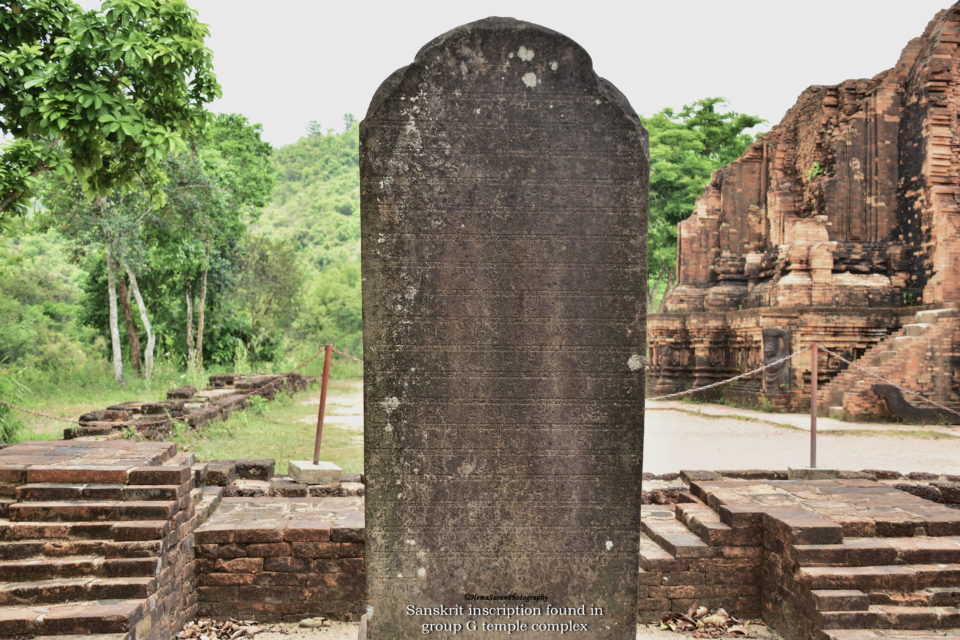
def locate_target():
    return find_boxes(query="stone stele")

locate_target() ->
[360,17,648,640]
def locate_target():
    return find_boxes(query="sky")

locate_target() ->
[86,1,956,147]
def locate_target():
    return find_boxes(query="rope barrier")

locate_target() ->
[819,345,960,420]
[0,398,78,425]
[331,346,363,363]
[646,347,811,401]
[4,340,958,427]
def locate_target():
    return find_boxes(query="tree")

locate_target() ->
[641,98,763,309]
[38,176,159,383]
[0,0,220,218]
[234,235,305,359]
[146,113,275,370]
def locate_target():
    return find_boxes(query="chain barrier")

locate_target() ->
[0,398,77,425]
[646,346,812,402]
[0,342,364,429]
[6,340,958,426]
[331,346,363,363]
[818,345,960,420]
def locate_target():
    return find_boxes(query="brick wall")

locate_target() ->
[194,497,365,622]
[638,505,763,622]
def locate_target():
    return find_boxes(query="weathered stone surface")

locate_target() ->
[648,6,960,418]
[361,17,647,640]
[288,460,341,485]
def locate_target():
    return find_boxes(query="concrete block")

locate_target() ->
[288,460,341,485]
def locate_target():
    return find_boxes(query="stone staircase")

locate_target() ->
[0,441,221,639]
[818,307,960,421]
[637,501,764,623]
[639,479,960,639]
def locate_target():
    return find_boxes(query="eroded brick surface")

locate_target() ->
[0,440,219,640]
[648,5,960,418]
[195,497,364,621]
[638,478,960,639]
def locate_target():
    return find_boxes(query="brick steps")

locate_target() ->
[640,505,716,558]
[818,308,960,420]
[17,483,184,502]
[639,532,676,571]
[0,539,164,560]
[799,564,960,592]
[869,587,960,607]
[821,630,960,639]
[0,598,145,636]
[0,555,157,581]
[796,537,960,567]
[0,576,155,605]
[819,604,960,630]
[813,586,960,610]
[675,501,760,547]
[23,635,128,640]
[0,518,172,541]
[8,500,177,522]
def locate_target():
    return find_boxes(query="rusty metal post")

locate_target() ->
[312,344,333,466]
[810,342,818,468]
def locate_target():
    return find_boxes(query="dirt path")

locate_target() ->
[297,380,363,431]
[645,401,960,474]
[297,382,960,475]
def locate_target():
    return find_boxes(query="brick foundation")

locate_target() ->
[195,497,365,622]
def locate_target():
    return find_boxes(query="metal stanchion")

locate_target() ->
[312,344,333,466]
[810,342,818,469]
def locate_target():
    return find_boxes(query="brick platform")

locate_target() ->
[640,479,960,639]
[0,440,221,640]
[6,442,960,639]
[195,497,364,622]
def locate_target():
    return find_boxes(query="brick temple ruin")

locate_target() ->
[648,5,960,421]
[10,6,960,640]
[7,438,960,638]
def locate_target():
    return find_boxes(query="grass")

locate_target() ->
[170,379,363,475]
[818,428,959,440]
[12,358,196,442]
[3,352,364,475]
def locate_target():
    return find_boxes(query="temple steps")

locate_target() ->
[675,501,761,547]
[0,555,157,581]
[16,483,185,502]
[0,576,155,605]
[0,598,145,636]
[821,630,960,639]
[8,500,178,522]
[640,505,715,558]
[16,635,128,640]
[798,564,960,591]
[795,537,960,567]
[818,307,960,421]
[819,604,960,629]
[0,519,172,541]
[0,539,162,560]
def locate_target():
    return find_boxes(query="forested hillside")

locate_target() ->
[256,119,362,355]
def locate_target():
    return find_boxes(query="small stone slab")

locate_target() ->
[233,459,275,481]
[288,461,341,485]
[789,468,841,480]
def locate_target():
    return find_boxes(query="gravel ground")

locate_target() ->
[251,621,782,639]
[310,383,960,475]
[644,400,960,475]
